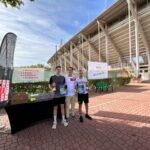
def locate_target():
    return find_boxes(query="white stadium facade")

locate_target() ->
[48,0,150,81]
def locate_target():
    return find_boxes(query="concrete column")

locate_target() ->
[105,25,109,64]
[70,43,73,66]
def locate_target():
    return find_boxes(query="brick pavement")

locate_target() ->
[0,83,150,150]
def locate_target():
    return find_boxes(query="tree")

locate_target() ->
[0,0,34,8]
[30,64,45,68]
[21,64,51,70]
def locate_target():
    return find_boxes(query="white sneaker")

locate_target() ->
[62,120,68,127]
[52,122,57,129]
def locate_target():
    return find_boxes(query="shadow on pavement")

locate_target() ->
[0,110,150,150]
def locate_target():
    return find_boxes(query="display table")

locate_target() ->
[5,99,61,134]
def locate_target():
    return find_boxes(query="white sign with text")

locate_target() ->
[88,61,108,79]
[13,68,44,82]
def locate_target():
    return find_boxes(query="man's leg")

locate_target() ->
[84,94,92,120]
[78,94,83,122]
[79,103,82,116]
[85,103,89,115]
[70,96,76,117]
[60,104,68,127]
[52,105,58,129]
[79,102,84,122]
[65,96,70,119]
[60,104,65,116]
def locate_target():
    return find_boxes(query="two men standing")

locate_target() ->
[49,66,92,129]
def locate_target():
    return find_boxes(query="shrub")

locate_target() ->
[12,77,131,93]
[88,77,131,89]
[12,82,49,94]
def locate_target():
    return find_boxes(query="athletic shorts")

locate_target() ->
[78,93,89,104]
[52,97,65,106]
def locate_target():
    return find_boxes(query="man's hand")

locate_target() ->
[86,86,89,91]
[49,82,56,92]
[75,86,78,93]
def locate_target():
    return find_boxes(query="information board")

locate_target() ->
[88,61,108,79]
[13,68,44,82]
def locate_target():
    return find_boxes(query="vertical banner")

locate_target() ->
[88,61,108,79]
[0,32,17,108]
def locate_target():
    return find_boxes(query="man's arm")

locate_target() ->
[75,79,78,93]
[49,76,55,91]
[85,78,89,90]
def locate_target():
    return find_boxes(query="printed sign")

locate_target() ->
[0,80,10,102]
[13,68,44,82]
[88,61,108,79]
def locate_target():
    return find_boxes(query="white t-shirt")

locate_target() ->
[65,75,77,96]
[76,77,88,94]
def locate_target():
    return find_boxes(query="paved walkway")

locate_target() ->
[0,83,150,150]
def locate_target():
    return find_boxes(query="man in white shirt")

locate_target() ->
[76,70,92,122]
[65,67,77,121]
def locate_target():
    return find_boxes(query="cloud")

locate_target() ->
[0,2,71,67]
[36,19,49,28]
[0,0,116,67]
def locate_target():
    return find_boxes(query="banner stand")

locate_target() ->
[0,33,17,109]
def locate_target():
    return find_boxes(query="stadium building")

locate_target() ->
[48,0,150,81]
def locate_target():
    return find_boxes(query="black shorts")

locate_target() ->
[52,97,65,106]
[78,93,89,104]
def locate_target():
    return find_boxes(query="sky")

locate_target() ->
[0,0,116,67]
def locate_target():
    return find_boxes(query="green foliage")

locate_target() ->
[12,81,49,94]
[114,77,131,86]
[20,64,51,69]
[88,77,131,90]
[88,78,112,86]
[12,77,131,94]
[0,0,34,8]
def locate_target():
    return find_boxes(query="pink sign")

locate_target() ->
[0,80,10,102]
